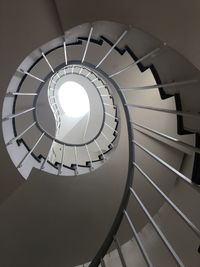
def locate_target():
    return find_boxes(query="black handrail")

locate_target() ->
[31,61,118,148]
[88,68,135,267]
[12,57,119,170]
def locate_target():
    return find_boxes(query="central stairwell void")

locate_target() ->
[1,21,200,267]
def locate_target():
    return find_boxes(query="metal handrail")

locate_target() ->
[87,35,200,267]
[4,28,200,267]
[88,69,135,267]
[45,63,118,148]
[9,62,118,174]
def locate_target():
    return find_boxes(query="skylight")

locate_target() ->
[58,81,90,118]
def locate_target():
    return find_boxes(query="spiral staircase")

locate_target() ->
[1,1,200,267]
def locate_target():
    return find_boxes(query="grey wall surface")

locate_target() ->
[55,0,200,71]
[0,99,129,267]
[0,0,62,203]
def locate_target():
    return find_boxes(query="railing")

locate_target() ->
[2,22,200,266]
[3,43,120,176]
[89,96,200,267]
[89,85,200,266]
[85,27,200,267]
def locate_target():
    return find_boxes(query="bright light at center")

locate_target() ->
[58,81,90,118]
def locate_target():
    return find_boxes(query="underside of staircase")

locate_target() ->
[0,1,200,267]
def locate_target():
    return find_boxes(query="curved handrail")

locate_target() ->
[6,54,119,174]
[3,24,200,266]
[88,68,135,267]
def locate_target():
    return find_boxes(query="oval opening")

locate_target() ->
[58,81,90,118]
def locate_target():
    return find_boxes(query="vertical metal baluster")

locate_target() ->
[72,65,74,74]
[103,103,116,108]
[17,133,45,168]
[82,27,93,63]
[4,107,35,121]
[101,132,114,148]
[63,67,66,75]
[109,44,166,78]
[79,67,82,74]
[94,139,105,161]
[127,104,200,119]
[58,144,65,175]
[114,236,127,267]
[41,52,54,73]
[130,188,185,267]
[105,112,118,121]
[63,41,68,65]
[86,71,91,78]
[74,146,78,175]
[97,85,107,89]
[105,122,118,135]
[10,92,38,96]
[131,121,200,154]
[100,94,112,97]
[133,140,196,188]
[85,144,93,170]
[95,30,128,68]
[41,141,54,170]
[92,77,98,82]
[133,162,200,237]
[124,211,154,267]
[121,79,198,91]
[18,69,44,82]
[7,122,36,146]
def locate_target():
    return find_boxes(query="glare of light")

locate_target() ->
[58,81,90,118]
